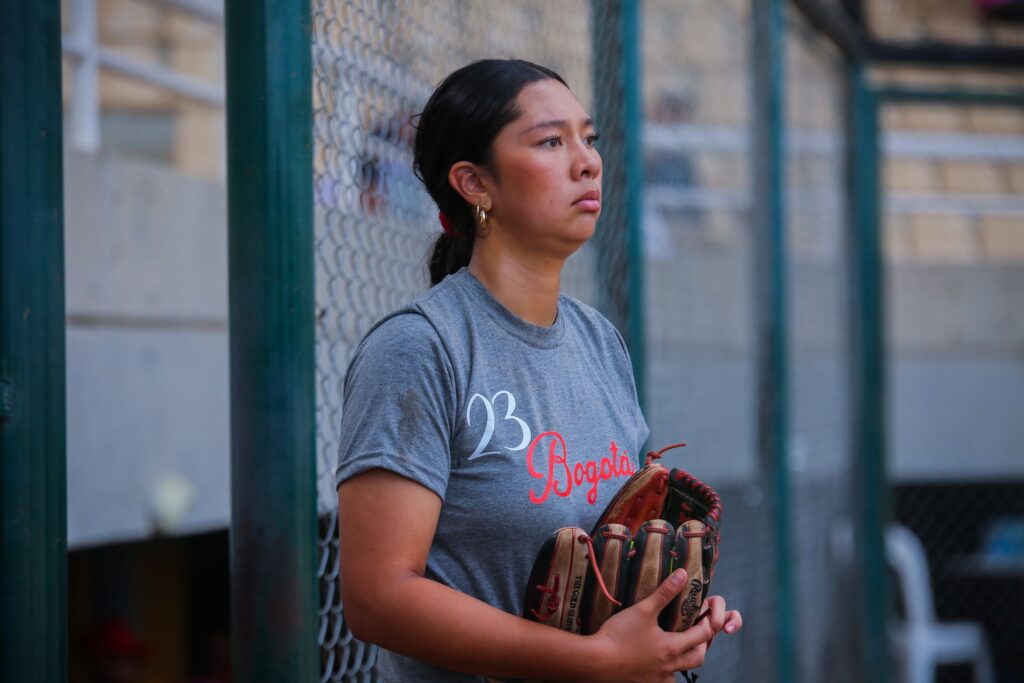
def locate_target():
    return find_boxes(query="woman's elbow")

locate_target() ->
[343,610,376,644]
[339,576,381,643]
[341,568,424,646]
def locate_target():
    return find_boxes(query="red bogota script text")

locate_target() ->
[526,431,636,505]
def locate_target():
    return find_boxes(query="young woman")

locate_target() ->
[335,59,742,683]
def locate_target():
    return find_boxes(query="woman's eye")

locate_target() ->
[541,137,562,148]
[586,133,601,147]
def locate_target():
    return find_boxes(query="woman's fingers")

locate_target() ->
[639,569,689,615]
[671,612,715,652]
[723,609,743,634]
[702,595,727,634]
[673,640,709,672]
[661,600,741,676]
[595,587,739,682]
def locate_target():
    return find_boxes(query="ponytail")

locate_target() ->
[428,230,475,286]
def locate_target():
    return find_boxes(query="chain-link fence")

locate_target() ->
[785,12,858,683]
[641,1,778,681]
[881,95,1024,681]
[309,2,872,679]
[312,2,617,680]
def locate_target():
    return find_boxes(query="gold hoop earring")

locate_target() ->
[475,204,489,231]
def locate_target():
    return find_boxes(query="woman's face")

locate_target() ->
[484,79,602,257]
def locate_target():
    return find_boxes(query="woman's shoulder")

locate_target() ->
[558,291,604,324]
[344,308,455,400]
[354,308,444,361]
[558,292,629,351]
[345,275,473,382]
[355,273,466,352]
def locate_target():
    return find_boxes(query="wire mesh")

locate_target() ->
[882,97,1024,681]
[784,13,858,683]
[312,2,616,680]
[309,2,896,681]
[641,1,778,681]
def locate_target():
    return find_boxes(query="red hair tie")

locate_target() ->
[438,210,458,237]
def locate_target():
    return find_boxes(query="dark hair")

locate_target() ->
[413,59,567,286]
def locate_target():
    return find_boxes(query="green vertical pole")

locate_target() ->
[845,63,889,683]
[226,1,318,681]
[753,1,795,681]
[591,0,647,419]
[0,3,68,682]
[622,0,646,416]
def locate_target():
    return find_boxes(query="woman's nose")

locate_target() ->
[573,144,601,180]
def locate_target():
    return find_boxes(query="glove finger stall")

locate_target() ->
[661,520,708,631]
[624,519,674,606]
[580,523,631,635]
[522,527,590,633]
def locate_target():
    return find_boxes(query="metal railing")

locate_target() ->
[61,0,224,153]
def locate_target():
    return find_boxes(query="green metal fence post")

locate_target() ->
[753,1,796,681]
[0,2,68,681]
[591,0,647,418]
[621,0,646,416]
[226,1,319,681]
[845,63,889,683]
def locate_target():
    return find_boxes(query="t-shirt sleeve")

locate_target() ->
[334,312,456,500]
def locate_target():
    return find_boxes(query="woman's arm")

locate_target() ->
[338,469,739,683]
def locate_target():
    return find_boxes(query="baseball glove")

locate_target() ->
[522,443,722,636]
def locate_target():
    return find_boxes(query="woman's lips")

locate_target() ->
[573,190,601,212]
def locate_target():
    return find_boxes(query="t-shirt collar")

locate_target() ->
[454,267,565,349]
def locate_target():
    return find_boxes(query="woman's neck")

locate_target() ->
[467,248,562,328]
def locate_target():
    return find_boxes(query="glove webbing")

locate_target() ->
[645,442,722,531]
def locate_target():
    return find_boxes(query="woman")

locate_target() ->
[335,58,742,683]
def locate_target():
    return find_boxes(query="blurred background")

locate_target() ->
[2,0,1023,682]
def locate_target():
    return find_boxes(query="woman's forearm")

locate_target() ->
[345,570,602,681]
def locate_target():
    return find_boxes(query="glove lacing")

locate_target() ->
[644,442,686,465]
[580,534,622,607]
[530,534,622,622]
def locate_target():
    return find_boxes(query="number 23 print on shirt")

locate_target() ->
[464,389,636,506]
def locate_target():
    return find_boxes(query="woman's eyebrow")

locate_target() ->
[520,117,595,135]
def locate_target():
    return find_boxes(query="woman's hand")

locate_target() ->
[583,570,743,683]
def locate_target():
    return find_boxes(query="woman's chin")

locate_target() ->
[570,215,599,242]
[553,222,597,257]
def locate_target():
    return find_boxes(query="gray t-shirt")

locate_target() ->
[335,267,650,682]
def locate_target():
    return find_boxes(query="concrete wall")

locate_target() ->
[888,265,1024,481]
[644,237,1024,485]
[65,151,228,548]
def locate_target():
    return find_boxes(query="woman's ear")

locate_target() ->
[448,161,491,211]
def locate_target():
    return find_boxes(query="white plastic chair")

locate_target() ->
[886,524,996,683]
